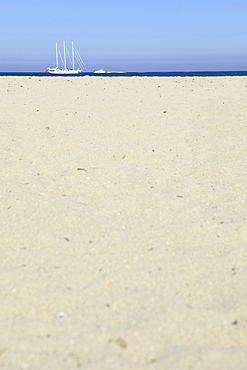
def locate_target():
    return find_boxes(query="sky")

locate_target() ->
[1,0,247,72]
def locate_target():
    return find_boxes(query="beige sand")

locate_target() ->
[0,76,247,369]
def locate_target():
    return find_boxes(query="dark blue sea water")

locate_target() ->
[0,71,246,77]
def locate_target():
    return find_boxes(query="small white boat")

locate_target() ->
[46,41,86,74]
[94,69,106,73]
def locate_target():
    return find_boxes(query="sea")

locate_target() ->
[0,71,247,77]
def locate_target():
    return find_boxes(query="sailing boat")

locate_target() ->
[46,41,86,74]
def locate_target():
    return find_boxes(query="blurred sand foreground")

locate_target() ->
[0,76,247,369]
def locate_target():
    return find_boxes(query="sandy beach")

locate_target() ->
[0,76,247,369]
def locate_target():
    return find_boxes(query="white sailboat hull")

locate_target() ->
[46,67,82,75]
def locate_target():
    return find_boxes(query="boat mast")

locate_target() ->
[72,41,75,70]
[55,43,58,69]
[63,40,67,69]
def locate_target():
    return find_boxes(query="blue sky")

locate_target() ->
[1,0,247,71]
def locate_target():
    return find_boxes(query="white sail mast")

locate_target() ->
[63,40,66,69]
[55,43,58,69]
[72,41,75,70]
